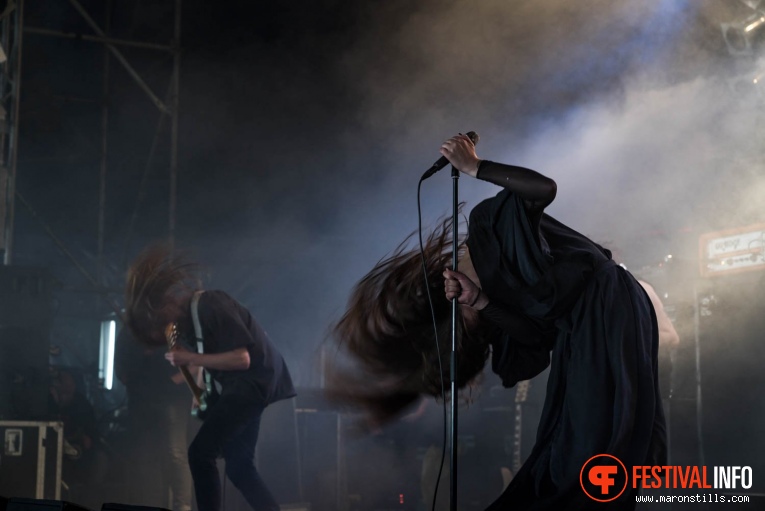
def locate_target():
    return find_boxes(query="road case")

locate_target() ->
[0,421,63,500]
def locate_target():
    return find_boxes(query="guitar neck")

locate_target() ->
[165,322,206,402]
[178,366,204,401]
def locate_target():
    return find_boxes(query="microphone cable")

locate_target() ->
[417,175,449,511]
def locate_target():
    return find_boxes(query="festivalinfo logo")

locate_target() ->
[579,454,754,502]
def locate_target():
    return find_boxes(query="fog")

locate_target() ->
[6,0,765,507]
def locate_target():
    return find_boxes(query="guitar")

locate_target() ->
[164,322,217,420]
[512,380,531,473]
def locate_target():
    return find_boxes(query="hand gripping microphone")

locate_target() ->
[421,131,479,180]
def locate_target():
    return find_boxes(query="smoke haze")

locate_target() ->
[9,0,765,502]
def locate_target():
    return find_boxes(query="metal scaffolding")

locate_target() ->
[0,0,182,282]
[0,0,24,265]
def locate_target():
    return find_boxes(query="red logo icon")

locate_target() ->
[580,454,628,502]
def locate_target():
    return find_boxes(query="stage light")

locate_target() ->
[98,319,116,390]
[721,13,765,55]
[726,69,765,100]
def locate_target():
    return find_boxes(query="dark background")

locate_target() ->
[14,0,765,381]
[3,0,765,507]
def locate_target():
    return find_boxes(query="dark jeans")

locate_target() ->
[188,394,278,511]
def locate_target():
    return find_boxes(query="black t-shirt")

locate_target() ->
[189,290,296,405]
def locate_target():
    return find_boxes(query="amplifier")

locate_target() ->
[700,223,765,277]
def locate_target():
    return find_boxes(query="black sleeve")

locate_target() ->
[479,301,548,345]
[490,336,551,388]
[476,160,557,212]
[480,301,555,388]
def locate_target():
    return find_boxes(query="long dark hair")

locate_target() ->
[326,216,491,424]
[124,244,199,345]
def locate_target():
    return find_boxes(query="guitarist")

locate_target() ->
[124,245,296,511]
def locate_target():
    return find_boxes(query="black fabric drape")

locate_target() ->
[467,189,666,510]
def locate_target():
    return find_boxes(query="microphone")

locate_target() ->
[421,131,479,180]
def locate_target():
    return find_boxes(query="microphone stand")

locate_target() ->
[449,163,459,511]
[420,131,476,511]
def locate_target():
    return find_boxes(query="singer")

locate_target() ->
[328,134,666,510]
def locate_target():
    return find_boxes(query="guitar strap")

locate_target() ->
[190,290,213,393]
[191,290,204,344]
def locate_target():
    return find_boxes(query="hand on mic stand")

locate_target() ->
[418,130,479,511]
[421,131,480,180]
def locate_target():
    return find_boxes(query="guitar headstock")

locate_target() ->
[164,322,178,350]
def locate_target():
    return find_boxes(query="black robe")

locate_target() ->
[467,189,666,510]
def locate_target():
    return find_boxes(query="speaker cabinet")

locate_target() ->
[0,266,54,421]
[5,499,90,511]
[257,397,302,504]
[698,273,765,494]
[100,503,170,511]
[0,328,50,420]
